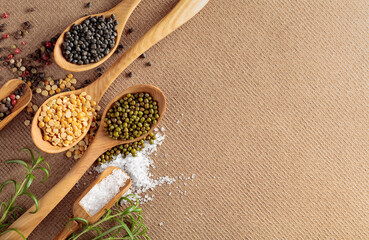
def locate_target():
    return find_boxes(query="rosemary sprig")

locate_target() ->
[0,148,49,238]
[68,194,150,240]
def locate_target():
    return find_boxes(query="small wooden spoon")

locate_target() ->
[54,167,132,240]
[0,79,32,131]
[32,0,208,154]
[54,0,142,72]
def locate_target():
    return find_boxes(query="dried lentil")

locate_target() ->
[38,92,96,146]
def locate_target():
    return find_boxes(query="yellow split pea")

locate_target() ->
[38,92,97,147]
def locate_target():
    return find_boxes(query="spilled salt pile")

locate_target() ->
[80,169,129,215]
[95,130,175,203]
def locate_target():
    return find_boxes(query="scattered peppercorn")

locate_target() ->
[62,15,118,65]
[147,62,152,66]
[86,2,92,8]
[140,53,146,59]
[104,92,160,140]
[128,27,134,33]
[128,72,133,78]
[26,8,36,13]
[23,21,32,30]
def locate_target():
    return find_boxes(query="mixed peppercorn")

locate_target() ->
[0,84,26,121]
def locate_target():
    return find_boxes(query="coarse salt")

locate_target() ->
[80,169,129,216]
[95,131,175,204]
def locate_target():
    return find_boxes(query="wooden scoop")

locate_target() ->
[54,167,132,240]
[54,0,142,72]
[1,0,208,239]
[0,79,32,131]
[32,0,208,154]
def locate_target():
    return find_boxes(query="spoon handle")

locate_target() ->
[89,0,209,102]
[53,220,81,240]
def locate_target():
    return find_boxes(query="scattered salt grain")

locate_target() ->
[161,126,165,131]
[176,120,180,124]
[159,222,163,226]
[80,169,129,216]
[192,174,196,179]
[96,132,175,204]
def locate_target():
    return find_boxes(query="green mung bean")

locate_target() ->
[104,92,159,140]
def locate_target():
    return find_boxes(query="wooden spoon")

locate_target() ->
[2,0,208,238]
[54,0,142,72]
[54,167,132,240]
[32,0,208,154]
[0,79,32,131]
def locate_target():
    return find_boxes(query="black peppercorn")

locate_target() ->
[62,15,118,64]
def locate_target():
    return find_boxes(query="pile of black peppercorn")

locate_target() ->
[0,84,26,121]
[62,14,118,65]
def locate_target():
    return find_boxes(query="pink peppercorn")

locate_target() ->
[11,99,16,106]
[8,54,13,59]
[42,54,49,60]
[21,41,27,45]
[45,42,52,48]
[9,94,15,100]
[2,13,8,19]
[14,48,21,54]
[2,33,9,39]
[46,61,52,65]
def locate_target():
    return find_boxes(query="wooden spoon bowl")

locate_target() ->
[54,0,141,72]
[0,79,32,131]
[54,167,132,240]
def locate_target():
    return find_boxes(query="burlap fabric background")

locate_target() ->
[1,0,369,239]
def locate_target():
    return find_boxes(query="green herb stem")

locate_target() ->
[68,195,150,240]
[0,148,49,234]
